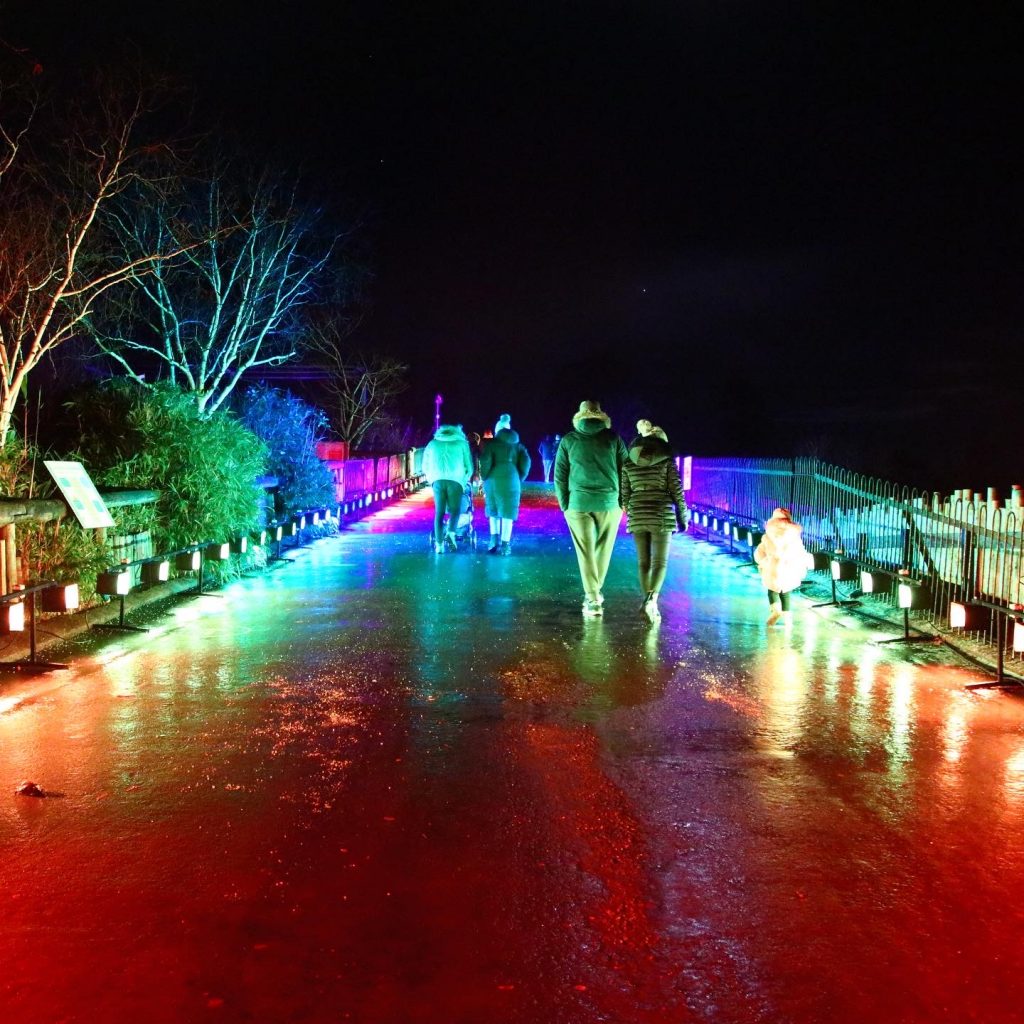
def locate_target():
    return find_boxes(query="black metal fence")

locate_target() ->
[688,457,1024,664]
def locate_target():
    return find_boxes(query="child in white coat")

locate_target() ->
[753,507,807,625]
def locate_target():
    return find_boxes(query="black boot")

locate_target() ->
[487,533,500,553]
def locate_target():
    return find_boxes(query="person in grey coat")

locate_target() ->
[478,426,532,554]
[422,424,474,553]
[620,426,688,621]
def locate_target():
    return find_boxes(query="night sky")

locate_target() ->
[5,2,1022,488]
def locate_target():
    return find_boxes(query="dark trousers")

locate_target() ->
[632,530,671,594]
[432,480,464,542]
[767,589,792,611]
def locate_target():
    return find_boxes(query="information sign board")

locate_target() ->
[43,461,115,529]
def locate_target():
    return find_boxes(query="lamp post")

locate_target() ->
[434,393,443,434]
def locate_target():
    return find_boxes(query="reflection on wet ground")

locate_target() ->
[3,485,1024,1022]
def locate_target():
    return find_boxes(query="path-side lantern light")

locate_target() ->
[1013,618,1024,654]
[230,536,248,555]
[1,599,26,632]
[251,529,268,547]
[270,525,284,543]
[949,601,991,631]
[733,524,749,544]
[859,570,893,595]
[175,550,202,572]
[311,511,321,526]
[206,542,230,562]
[97,569,132,596]
[41,583,80,613]
[810,552,832,572]
[831,559,859,582]
[287,520,298,537]
[897,581,932,610]
[747,529,764,549]
[141,560,170,585]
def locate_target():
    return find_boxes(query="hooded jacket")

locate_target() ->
[479,428,532,517]
[554,405,629,513]
[422,425,473,487]
[754,512,807,593]
[620,436,687,533]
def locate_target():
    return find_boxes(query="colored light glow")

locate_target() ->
[207,542,230,561]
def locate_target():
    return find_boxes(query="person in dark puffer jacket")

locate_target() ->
[479,426,532,554]
[554,400,629,617]
[620,426,688,621]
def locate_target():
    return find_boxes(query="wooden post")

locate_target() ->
[5,522,17,593]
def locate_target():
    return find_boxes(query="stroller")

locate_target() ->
[429,482,478,551]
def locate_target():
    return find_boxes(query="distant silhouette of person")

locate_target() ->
[422,424,474,553]
[620,426,687,622]
[554,400,628,617]
[479,425,531,554]
[538,434,560,483]
[754,507,808,625]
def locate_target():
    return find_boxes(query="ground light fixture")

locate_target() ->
[860,570,893,595]
[810,552,832,572]
[747,530,764,549]
[831,559,859,582]
[141,560,171,585]
[1014,618,1024,654]
[877,579,934,646]
[230,536,248,555]
[175,550,202,572]
[1,599,25,632]
[96,569,132,596]
[733,524,749,544]
[251,529,268,547]
[40,582,80,612]
[270,525,284,543]
[949,601,991,631]
[897,581,932,610]
[205,542,230,562]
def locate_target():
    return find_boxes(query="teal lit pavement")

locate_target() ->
[2,485,1024,1023]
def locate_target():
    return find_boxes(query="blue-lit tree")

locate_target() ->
[91,168,336,418]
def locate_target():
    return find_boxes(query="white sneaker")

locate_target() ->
[643,594,661,622]
[582,598,603,617]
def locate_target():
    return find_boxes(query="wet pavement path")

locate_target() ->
[3,484,1024,1023]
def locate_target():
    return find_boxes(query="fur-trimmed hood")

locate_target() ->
[572,400,611,432]
[628,436,672,467]
[433,424,467,442]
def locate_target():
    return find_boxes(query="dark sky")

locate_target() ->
[5,1,1023,487]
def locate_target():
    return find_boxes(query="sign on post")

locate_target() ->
[43,461,115,529]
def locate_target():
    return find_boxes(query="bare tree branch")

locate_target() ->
[90,168,336,416]
[303,318,408,449]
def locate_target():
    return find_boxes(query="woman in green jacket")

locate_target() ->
[620,426,687,621]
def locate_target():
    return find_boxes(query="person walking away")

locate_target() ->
[422,424,474,554]
[754,507,807,625]
[620,426,688,622]
[493,413,512,437]
[554,400,629,617]
[479,425,532,554]
[537,434,559,483]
